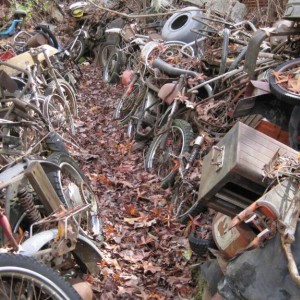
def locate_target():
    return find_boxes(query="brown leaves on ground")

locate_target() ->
[70,64,198,299]
[273,68,300,94]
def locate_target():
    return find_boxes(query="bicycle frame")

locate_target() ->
[0,20,23,39]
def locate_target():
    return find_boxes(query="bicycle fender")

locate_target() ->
[20,229,103,275]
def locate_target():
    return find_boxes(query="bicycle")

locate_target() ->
[0,9,27,39]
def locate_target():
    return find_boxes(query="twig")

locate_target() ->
[87,0,202,19]
[256,0,262,21]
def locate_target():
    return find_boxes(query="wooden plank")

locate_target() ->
[25,161,61,214]
[0,45,59,76]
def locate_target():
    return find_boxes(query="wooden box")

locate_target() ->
[198,122,298,216]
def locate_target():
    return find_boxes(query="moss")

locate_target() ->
[191,266,208,300]
[195,275,208,300]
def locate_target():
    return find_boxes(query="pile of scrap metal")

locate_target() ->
[63,1,300,297]
[196,1,300,297]
[198,121,300,299]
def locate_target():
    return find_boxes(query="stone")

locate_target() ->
[184,0,247,22]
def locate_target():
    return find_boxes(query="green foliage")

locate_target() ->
[9,0,50,19]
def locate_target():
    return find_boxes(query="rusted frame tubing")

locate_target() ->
[24,161,61,214]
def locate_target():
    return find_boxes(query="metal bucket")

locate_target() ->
[212,213,256,258]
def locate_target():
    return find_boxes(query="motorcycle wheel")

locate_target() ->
[103,50,122,83]
[45,78,78,117]
[114,80,146,123]
[46,152,95,207]
[46,152,101,237]
[269,58,300,105]
[67,37,85,62]
[0,254,81,300]
[145,119,194,188]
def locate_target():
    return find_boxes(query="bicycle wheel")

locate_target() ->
[145,119,194,188]
[103,50,122,83]
[98,42,116,67]
[0,254,81,299]
[269,58,300,105]
[127,107,148,141]
[127,91,160,141]
[45,79,78,117]
[46,152,101,238]
[67,37,85,62]
[114,80,146,123]
[43,94,75,134]
[171,179,202,222]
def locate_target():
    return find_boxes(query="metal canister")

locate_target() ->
[284,0,300,20]
[212,213,257,258]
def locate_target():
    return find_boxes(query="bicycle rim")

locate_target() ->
[0,266,72,299]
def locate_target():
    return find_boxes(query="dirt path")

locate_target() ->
[70,63,199,299]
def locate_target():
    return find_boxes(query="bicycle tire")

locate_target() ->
[145,119,194,188]
[114,80,147,123]
[67,36,85,62]
[178,198,207,224]
[133,90,161,141]
[35,25,59,49]
[269,58,300,105]
[188,231,215,257]
[0,253,81,299]
[46,152,94,207]
[45,79,78,117]
[103,50,122,83]
[98,42,116,67]
[43,94,75,134]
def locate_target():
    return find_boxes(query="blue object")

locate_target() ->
[0,19,23,38]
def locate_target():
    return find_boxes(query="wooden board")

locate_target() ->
[0,45,58,76]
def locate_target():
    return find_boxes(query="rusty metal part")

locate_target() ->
[24,161,61,214]
[230,178,299,228]
[29,204,90,257]
[18,187,41,224]
[212,213,256,258]
[0,208,19,251]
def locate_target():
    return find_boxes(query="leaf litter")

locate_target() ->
[68,63,199,299]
